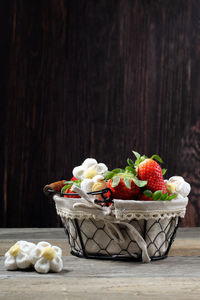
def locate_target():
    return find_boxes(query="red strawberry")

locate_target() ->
[64,187,80,198]
[106,177,140,200]
[139,194,152,201]
[71,176,78,181]
[137,159,167,193]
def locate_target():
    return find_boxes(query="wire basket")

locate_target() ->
[44,180,188,263]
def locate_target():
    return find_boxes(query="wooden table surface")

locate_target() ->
[0,228,200,299]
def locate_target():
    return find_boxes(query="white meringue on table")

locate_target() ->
[4,241,36,270]
[29,241,63,274]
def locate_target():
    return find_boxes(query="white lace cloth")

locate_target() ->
[53,195,188,221]
[53,187,188,263]
[113,198,188,220]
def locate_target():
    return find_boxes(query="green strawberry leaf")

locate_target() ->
[134,155,147,168]
[132,177,147,187]
[162,168,167,175]
[160,194,165,200]
[73,181,81,187]
[112,176,121,187]
[112,168,124,174]
[132,151,141,160]
[61,185,71,193]
[150,154,163,163]
[160,192,168,200]
[141,155,148,161]
[64,181,74,184]
[166,194,178,200]
[124,178,131,189]
[143,190,153,198]
[125,166,137,175]
[105,171,115,180]
[152,190,163,200]
[133,158,141,167]
[127,158,134,167]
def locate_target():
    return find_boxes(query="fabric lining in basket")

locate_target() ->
[53,195,188,263]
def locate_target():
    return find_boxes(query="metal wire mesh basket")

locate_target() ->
[61,216,179,261]
[44,180,188,263]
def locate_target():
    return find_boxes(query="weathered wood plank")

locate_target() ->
[0,257,200,299]
[0,228,67,240]
[0,256,200,278]
[1,229,200,299]
[0,277,200,300]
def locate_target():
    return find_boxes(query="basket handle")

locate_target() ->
[43,180,66,196]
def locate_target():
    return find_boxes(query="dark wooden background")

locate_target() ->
[0,0,199,227]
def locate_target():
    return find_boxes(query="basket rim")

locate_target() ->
[53,195,188,221]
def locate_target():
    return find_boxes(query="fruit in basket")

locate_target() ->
[59,152,191,202]
[105,169,147,200]
[137,159,167,193]
[132,151,167,194]
[139,193,152,201]
[64,187,81,198]
[61,179,81,198]
[106,177,140,200]
[139,190,178,201]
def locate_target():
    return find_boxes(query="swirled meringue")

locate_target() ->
[72,158,108,180]
[165,176,191,198]
[29,241,63,274]
[4,241,36,270]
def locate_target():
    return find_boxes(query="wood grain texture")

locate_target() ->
[1,0,200,227]
[1,228,200,257]
[1,256,200,299]
[1,277,200,300]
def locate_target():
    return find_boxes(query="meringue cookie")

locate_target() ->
[83,167,97,179]
[72,166,85,179]
[93,175,105,183]
[93,163,108,174]
[80,179,94,193]
[168,176,191,198]
[82,158,97,169]
[72,158,108,180]
[4,241,36,270]
[92,181,106,192]
[80,173,107,194]
[29,242,63,274]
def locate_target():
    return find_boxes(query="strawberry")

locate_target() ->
[105,168,146,200]
[64,187,80,198]
[139,190,178,201]
[106,177,140,200]
[139,193,152,201]
[131,151,167,194]
[61,178,81,198]
[137,159,167,193]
